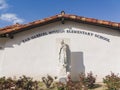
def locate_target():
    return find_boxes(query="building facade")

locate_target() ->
[0,12,120,82]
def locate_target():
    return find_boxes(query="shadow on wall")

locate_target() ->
[4,22,120,48]
[71,52,85,81]
[66,44,71,73]
[67,22,120,37]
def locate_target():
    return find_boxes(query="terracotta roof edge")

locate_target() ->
[0,13,120,37]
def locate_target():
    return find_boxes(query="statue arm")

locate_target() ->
[59,47,62,60]
[59,47,63,60]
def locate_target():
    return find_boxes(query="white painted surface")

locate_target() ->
[0,21,120,82]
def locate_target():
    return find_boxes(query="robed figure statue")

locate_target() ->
[59,40,71,76]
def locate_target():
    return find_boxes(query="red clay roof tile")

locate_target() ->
[0,13,120,36]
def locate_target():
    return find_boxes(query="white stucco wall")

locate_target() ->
[0,21,120,82]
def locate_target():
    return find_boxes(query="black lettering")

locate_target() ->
[22,40,25,43]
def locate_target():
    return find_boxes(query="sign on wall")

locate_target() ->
[22,29,110,43]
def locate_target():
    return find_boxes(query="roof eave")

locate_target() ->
[0,13,120,38]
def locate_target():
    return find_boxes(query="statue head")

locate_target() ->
[61,40,65,45]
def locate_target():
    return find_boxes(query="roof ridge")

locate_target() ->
[0,13,120,36]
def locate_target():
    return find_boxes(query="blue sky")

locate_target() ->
[0,0,120,28]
